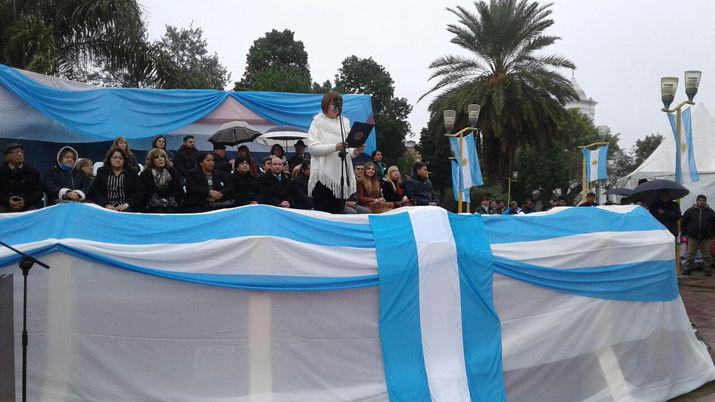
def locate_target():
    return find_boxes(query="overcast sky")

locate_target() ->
[141,0,715,149]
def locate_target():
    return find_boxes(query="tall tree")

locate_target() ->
[632,133,663,167]
[153,25,230,90]
[421,0,577,183]
[0,0,149,80]
[235,29,312,92]
[335,56,412,164]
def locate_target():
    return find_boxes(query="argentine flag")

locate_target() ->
[450,133,483,200]
[583,144,609,183]
[451,159,470,203]
[668,107,700,184]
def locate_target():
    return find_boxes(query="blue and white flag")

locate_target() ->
[451,159,470,203]
[668,107,700,184]
[450,133,483,194]
[582,144,608,183]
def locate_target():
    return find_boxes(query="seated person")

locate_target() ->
[151,135,175,162]
[382,166,410,208]
[43,146,91,204]
[290,159,313,210]
[259,156,272,174]
[75,158,95,184]
[183,152,235,212]
[404,161,440,206]
[231,156,259,206]
[0,143,43,212]
[257,156,293,208]
[270,144,289,172]
[212,144,232,174]
[357,162,393,213]
[90,148,144,212]
[236,145,259,177]
[140,148,183,213]
[502,200,523,215]
[111,136,140,171]
[288,140,308,171]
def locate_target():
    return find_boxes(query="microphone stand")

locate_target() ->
[337,106,350,214]
[0,240,50,402]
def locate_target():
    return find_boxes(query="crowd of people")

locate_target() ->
[0,134,442,215]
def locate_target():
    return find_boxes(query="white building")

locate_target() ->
[565,76,597,122]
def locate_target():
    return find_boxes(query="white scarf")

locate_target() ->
[307,112,357,199]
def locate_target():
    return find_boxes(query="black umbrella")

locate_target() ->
[605,187,634,197]
[208,121,262,146]
[629,179,689,206]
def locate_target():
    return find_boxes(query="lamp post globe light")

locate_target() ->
[443,110,457,133]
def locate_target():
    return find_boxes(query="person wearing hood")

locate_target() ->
[0,142,43,212]
[43,146,91,204]
[307,91,365,213]
[648,190,681,237]
[682,194,715,276]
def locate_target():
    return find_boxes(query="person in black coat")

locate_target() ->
[151,135,175,162]
[290,159,313,210]
[183,152,235,212]
[257,156,293,208]
[174,135,199,178]
[90,148,144,212]
[648,191,682,237]
[43,146,91,204]
[140,148,183,213]
[212,144,232,175]
[682,194,715,276]
[404,162,440,206]
[231,156,259,206]
[0,143,43,212]
[111,136,140,172]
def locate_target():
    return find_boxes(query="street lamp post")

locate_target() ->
[444,105,481,213]
[660,70,702,276]
[506,171,518,204]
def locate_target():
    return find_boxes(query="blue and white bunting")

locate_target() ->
[668,107,700,184]
[583,144,609,182]
[450,133,483,198]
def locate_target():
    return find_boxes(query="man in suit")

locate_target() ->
[257,156,293,208]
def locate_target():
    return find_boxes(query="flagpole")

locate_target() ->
[662,100,694,276]
[446,126,478,214]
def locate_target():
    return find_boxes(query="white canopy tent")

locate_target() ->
[619,103,715,207]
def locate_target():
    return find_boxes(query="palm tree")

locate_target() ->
[421,0,577,184]
[0,0,152,84]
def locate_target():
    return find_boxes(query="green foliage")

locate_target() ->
[335,56,412,164]
[234,29,311,92]
[153,25,230,90]
[0,0,149,80]
[632,133,663,167]
[421,0,577,184]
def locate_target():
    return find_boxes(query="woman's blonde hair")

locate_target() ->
[385,165,401,192]
[145,148,173,169]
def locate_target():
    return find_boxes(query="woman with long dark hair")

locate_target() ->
[90,148,144,211]
[183,152,234,212]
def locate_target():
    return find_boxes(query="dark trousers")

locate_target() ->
[312,182,343,214]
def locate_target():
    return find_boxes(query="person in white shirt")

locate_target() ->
[307,91,365,213]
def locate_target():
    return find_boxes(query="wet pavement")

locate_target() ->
[671,271,715,401]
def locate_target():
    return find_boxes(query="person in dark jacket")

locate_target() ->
[183,152,234,212]
[0,143,43,212]
[290,159,313,210]
[404,162,440,206]
[648,191,682,237]
[90,148,144,212]
[288,140,308,171]
[212,144,232,174]
[257,156,293,208]
[682,194,715,276]
[382,165,410,207]
[236,145,259,177]
[111,136,140,172]
[522,199,536,214]
[579,192,599,207]
[140,148,183,213]
[43,146,91,204]
[174,135,199,178]
[372,150,388,182]
[151,135,175,162]
[231,156,259,206]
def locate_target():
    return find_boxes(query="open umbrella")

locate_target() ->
[208,121,262,146]
[605,187,634,197]
[629,179,689,206]
[254,126,307,148]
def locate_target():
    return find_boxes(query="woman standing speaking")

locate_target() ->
[308,91,364,213]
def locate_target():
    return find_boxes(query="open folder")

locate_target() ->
[345,121,375,148]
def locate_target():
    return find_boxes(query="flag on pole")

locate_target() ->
[668,107,700,184]
[583,144,609,183]
[451,159,470,203]
[449,133,483,201]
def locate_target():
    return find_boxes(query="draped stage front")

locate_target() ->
[1,204,713,401]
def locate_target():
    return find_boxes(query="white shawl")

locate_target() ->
[307,112,358,199]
